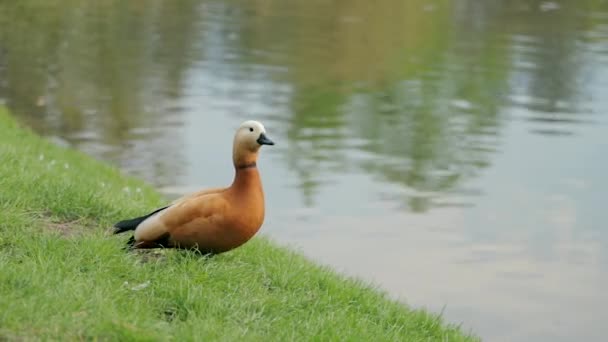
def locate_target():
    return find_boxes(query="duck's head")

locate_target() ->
[233,120,274,168]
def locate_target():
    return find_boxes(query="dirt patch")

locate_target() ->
[43,218,94,237]
[131,249,169,264]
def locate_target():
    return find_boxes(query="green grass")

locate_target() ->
[0,106,477,341]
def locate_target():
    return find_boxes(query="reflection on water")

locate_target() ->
[1,0,608,341]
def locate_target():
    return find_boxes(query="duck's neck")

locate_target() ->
[231,144,263,192]
[231,163,262,191]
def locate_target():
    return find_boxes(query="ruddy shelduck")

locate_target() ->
[113,120,274,254]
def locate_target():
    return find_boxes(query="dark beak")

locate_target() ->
[256,133,275,146]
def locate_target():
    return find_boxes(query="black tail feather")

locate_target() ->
[113,206,169,234]
[123,236,136,250]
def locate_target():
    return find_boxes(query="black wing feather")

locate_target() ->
[113,206,169,234]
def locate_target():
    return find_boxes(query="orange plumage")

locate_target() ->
[113,120,274,254]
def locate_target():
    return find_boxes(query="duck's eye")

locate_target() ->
[249,127,254,132]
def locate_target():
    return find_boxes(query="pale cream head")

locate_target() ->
[233,120,274,167]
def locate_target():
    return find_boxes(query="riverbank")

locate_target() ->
[0,107,476,340]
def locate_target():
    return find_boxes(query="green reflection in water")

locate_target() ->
[0,0,606,209]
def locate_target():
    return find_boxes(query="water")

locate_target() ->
[1,1,608,340]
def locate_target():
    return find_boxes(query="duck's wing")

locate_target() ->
[133,193,230,249]
[164,194,233,251]
[113,186,226,235]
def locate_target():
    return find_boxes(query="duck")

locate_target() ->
[113,120,274,254]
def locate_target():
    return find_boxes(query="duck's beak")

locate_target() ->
[257,133,275,146]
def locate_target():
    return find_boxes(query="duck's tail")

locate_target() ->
[113,206,169,234]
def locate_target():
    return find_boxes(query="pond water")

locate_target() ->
[1,1,607,340]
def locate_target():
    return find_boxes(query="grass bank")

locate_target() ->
[0,107,477,341]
